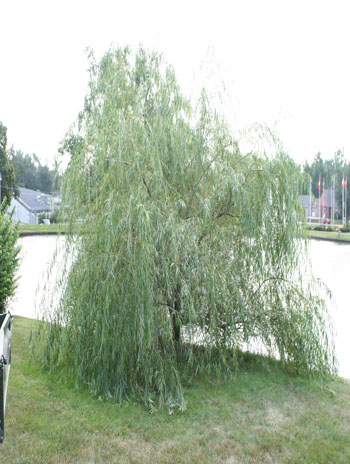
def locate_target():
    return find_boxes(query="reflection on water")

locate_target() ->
[308,240,350,379]
[9,236,65,320]
[9,235,350,379]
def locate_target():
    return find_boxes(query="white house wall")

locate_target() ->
[10,198,37,224]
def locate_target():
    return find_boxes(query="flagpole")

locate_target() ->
[321,179,323,221]
[309,179,312,223]
[342,176,345,226]
[318,175,321,223]
[332,177,335,227]
[342,176,343,226]
[322,178,325,221]
[346,176,348,226]
[331,177,333,227]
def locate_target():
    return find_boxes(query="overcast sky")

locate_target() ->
[1,0,350,167]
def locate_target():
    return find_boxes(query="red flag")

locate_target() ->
[317,180,320,190]
[342,177,345,188]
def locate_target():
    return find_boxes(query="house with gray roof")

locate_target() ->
[9,187,60,224]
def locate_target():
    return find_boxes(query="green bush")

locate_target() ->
[310,225,336,232]
[50,210,61,224]
[38,213,48,224]
[0,201,20,312]
[37,210,60,224]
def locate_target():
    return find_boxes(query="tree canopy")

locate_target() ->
[38,47,336,410]
[0,201,20,312]
[8,148,60,194]
[0,122,16,204]
[301,150,350,219]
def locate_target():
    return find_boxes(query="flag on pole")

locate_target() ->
[342,177,346,188]
[318,179,320,190]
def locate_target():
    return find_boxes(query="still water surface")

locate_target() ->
[9,235,350,378]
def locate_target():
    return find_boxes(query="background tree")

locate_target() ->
[8,148,60,193]
[302,150,350,221]
[0,202,20,312]
[37,47,336,410]
[0,122,16,204]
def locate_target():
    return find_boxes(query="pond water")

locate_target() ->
[307,239,350,379]
[8,235,350,379]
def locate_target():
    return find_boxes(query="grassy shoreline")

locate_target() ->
[308,229,350,242]
[16,223,350,243]
[18,223,67,234]
[1,316,350,463]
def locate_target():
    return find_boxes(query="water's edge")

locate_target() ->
[19,231,66,237]
[10,235,350,379]
[309,235,350,244]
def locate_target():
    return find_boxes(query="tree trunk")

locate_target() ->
[169,285,181,342]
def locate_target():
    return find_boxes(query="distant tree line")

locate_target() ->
[301,150,350,218]
[0,122,16,204]
[7,148,60,194]
[0,121,60,204]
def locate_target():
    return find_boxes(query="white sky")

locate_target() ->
[1,0,350,167]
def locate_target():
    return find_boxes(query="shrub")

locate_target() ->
[0,202,20,312]
[38,213,48,224]
[50,210,61,224]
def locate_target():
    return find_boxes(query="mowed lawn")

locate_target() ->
[308,230,350,241]
[1,316,350,464]
[18,224,67,235]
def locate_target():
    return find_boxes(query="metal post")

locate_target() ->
[318,175,321,223]
[341,176,345,225]
[331,178,333,227]
[322,179,324,221]
[332,177,335,227]
[346,177,348,225]
[308,181,310,223]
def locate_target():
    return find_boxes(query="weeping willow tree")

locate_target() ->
[38,47,335,410]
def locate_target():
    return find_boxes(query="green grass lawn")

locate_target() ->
[308,230,350,241]
[1,317,350,464]
[17,223,350,243]
[17,223,67,234]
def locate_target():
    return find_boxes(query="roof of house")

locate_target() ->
[17,187,57,213]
